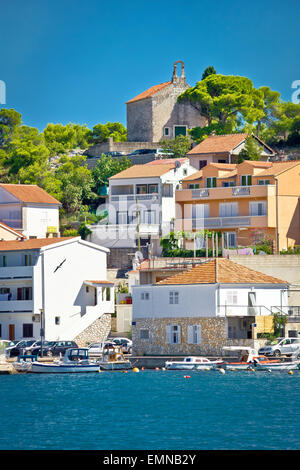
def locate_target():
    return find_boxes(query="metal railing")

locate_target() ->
[192,189,209,198]
[271,306,300,317]
[110,194,159,202]
[220,305,273,316]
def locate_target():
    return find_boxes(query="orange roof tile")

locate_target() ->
[126,81,172,104]
[188,134,248,155]
[109,163,176,179]
[0,237,76,252]
[0,184,61,205]
[255,161,300,176]
[146,158,188,165]
[156,258,288,285]
[85,280,114,285]
[183,170,203,182]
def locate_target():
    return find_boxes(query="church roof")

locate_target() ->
[126,81,172,104]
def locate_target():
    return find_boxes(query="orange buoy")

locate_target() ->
[184,375,191,379]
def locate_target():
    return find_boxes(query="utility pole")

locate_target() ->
[136,196,141,252]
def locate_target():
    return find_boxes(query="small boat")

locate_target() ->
[31,348,100,373]
[254,358,300,371]
[98,344,132,371]
[13,354,38,373]
[165,356,223,370]
[222,346,278,370]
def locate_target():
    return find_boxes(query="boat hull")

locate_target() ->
[31,362,100,373]
[99,361,132,371]
[255,361,300,371]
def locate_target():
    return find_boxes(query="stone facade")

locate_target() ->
[127,61,206,142]
[73,313,111,347]
[132,317,227,356]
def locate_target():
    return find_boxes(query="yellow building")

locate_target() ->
[175,160,300,252]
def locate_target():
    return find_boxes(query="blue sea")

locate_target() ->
[0,370,299,450]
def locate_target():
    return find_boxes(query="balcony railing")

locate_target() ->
[219,305,273,316]
[0,300,33,313]
[89,223,160,238]
[271,306,300,317]
[110,194,159,202]
[232,186,250,196]
[192,189,209,199]
[176,184,275,201]
[0,266,34,279]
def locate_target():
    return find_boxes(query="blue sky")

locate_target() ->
[1,0,299,131]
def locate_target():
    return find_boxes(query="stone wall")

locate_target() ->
[107,246,148,269]
[73,314,111,347]
[132,317,227,356]
[84,140,161,157]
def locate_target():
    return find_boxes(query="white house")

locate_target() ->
[0,184,61,239]
[89,158,197,254]
[0,237,114,344]
[132,258,289,355]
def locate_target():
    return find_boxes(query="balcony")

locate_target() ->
[110,194,160,202]
[89,223,160,239]
[0,266,34,280]
[0,300,33,313]
[219,305,273,316]
[176,184,275,202]
[175,215,268,230]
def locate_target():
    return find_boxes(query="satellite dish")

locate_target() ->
[175,160,181,169]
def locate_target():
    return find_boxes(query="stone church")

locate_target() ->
[126,60,206,142]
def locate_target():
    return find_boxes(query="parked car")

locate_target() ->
[128,148,174,158]
[258,337,300,357]
[112,337,133,354]
[5,339,36,357]
[25,341,57,356]
[88,341,115,357]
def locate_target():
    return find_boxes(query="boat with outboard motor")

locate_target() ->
[98,344,132,370]
[165,356,223,370]
[13,354,37,372]
[31,348,100,373]
[221,346,278,370]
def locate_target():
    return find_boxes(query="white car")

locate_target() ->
[88,341,115,356]
[112,337,133,354]
[258,338,300,357]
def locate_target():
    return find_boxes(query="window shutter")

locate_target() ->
[213,178,217,188]
[166,325,172,344]
[187,325,193,344]
[17,288,22,300]
[177,325,181,344]
[196,325,202,344]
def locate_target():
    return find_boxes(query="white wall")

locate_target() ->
[23,204,60,238]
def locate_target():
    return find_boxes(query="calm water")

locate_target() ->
[0,370,299,450]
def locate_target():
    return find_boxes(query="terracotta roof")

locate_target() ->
[85,280,114,285]
[188,134,248,155]
[126,81,171,104]
[255,161,300,177]
[156,258,288,285]
[0,222,26,239]
[110,163,176,179]
[0,237,75,252]
[0,184,61,205]
[183,170,203,182]
[242,161,273,167]
[207,163,237,170]
[146,158,188,165]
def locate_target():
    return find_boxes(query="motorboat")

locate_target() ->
[13,354,38,373]
[31,348,100,373]
[98,344,132,371]
[254,357,300,371]
[222,346,278,370]
[165,356,223,370]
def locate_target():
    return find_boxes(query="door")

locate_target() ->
[174,126,187,137]
[9,324,15,341]
[281,339,292,354]
[116,211,128,225]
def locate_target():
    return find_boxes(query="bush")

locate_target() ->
[63,229,78,237]
[162,248,222,258]
[253,244,272,255]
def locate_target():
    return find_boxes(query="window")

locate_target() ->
[174,126,187,137]
[258,179,270,185]
[143,210,155,224]
[136,185,147,195]
[169,291,179,304]
[241,175,252,186]
[23,324,33,338]
[148,184,158,194]
[199,160,207,169]
[183,168,187,176]
[224,232,236,248]
[226,290,238,305]
[17,287,32,300]
[219,203,238,217]
[250,201,266,216]
[140,329,149,340]
[164,127,170,136]
[222,181,235,187]
[55,317,60,325]
[188,184,200,189]
[141,292,150,300]
[166,325,181,344]
[218,159,226,163]
[86,286,89,293]
[187,325,201,344]
[24,254,32,266]
[206,177,216,188]
[116,211,128,225]
[106,287,111,301]
[1,256,7,267]
[192,204,210,219]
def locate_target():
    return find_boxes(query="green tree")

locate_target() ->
[178,74,264,128]
[92,154,131,193]
[0,108,22,148]
[90,122,127,144]
[201,66,216,80]
[237,134,262,163]
[43,123,91,156]
[159,135,191,158]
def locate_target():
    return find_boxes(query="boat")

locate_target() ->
[13,354,38,373]
[222,346,278,370]
[254,357,300,371]
[31,348,100,373]
[98,344,132,370]
[165,356,223,370]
